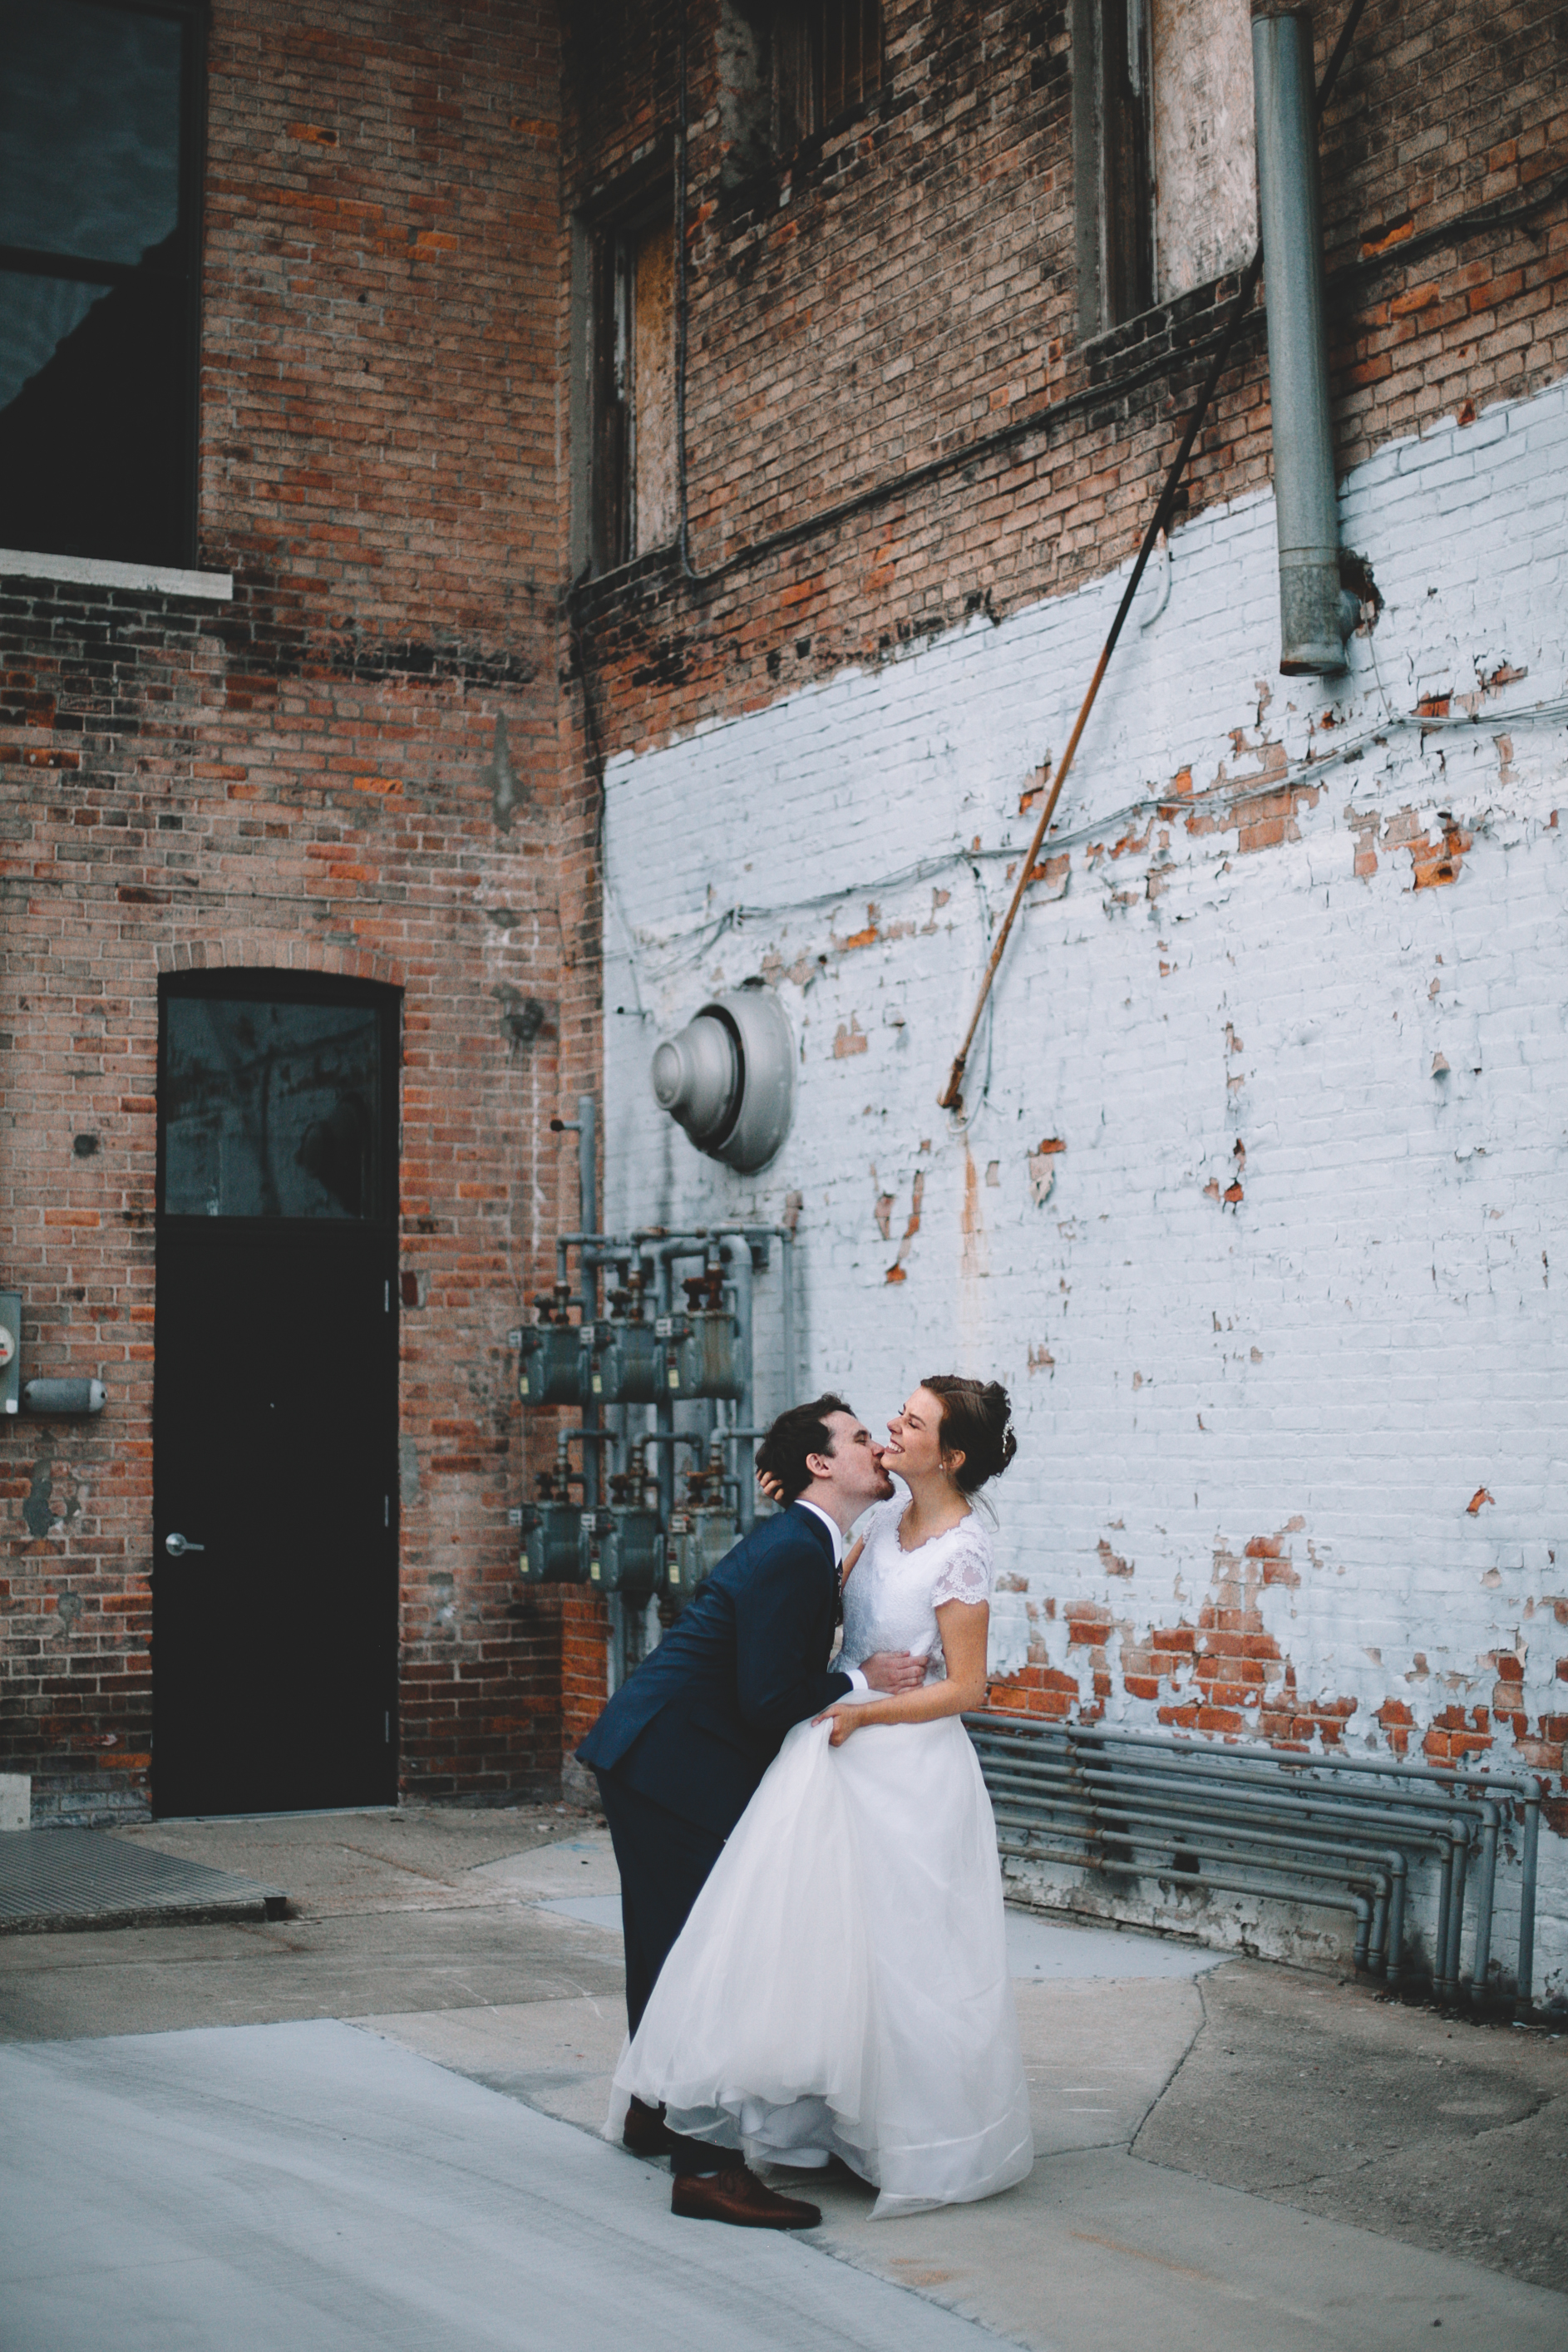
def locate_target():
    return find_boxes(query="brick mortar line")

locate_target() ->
[0,876,564,912]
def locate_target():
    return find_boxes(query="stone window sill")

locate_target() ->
[0,547,234,601]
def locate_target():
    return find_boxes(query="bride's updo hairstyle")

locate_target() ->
[921,1377,1017,1493]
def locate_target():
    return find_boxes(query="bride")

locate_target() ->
[613,1375,1033,2220]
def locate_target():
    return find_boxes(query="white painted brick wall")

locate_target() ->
[601,375,1568,1999]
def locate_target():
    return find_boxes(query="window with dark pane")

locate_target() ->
[0,0,204,567]
[775,1,882,148]
[1100,0,1154,328]
[817,0,880,123]
[584,204,675,574]
[162,1000,386,1223]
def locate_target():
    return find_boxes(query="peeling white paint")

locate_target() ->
[603,372,1568,1995]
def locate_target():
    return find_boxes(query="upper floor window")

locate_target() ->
[575,198,677,575]
[777,0,883,144]
[0,0,205,567]
[1074,0,1256,338]
[720,1,884,185]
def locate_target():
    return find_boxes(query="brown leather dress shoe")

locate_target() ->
[672,2165,822,2230]
[622,2097,678,2158]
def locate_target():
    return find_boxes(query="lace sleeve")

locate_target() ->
[929,1521,994,1610]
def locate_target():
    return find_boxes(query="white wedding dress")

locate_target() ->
[611,1495,1034,2219]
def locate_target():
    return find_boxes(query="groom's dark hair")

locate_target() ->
[757,1393,855,1504]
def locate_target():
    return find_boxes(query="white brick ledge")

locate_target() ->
[0,548,234,601]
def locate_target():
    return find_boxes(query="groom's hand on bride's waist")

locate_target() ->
[860,1650,924,1694]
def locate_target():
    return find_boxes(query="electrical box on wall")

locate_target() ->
[0,1294,19,1417]
[23,1378,106,1416]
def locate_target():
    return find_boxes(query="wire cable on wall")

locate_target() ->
[610,689,1568,982]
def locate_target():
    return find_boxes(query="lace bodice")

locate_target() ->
[841,1495,994,1683]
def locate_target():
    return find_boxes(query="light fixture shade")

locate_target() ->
[650,981,795,1173]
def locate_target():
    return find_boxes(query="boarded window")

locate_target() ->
[1150,0,1255,301]
[586,210,676,572]
[0,0,204,566]
[1075,0,1255,337]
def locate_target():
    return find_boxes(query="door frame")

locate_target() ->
[151,968,402,1815]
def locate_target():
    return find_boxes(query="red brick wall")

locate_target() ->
[561,0,1567,763]
[0,0,586,1817]
[561,1591,614,1761]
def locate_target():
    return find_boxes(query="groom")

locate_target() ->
[577,1394,920,2229]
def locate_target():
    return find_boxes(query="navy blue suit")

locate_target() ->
[578,1501,852,2061]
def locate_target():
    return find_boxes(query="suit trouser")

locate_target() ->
[594,1768,731,2176]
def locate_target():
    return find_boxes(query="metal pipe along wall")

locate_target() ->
[1252,5,1349,675]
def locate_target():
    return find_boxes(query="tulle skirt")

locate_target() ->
[610,1712,1034,2219]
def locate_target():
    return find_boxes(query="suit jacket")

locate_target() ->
[576,1501,852,1840]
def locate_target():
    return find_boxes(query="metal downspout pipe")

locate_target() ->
[778,1226,796,1408]
[1252,5,1354,674]
[1516,1792,1540,2014]
[723,1245,757,1533]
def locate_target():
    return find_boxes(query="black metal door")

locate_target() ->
[152,976,400,1816]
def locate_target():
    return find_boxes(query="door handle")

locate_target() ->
[165,1532,206,1557]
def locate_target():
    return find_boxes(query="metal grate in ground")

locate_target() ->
[0,1830,287,1934]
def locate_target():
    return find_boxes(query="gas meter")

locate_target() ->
[518,1442,587,1584]
[518,1283,591,1406]
[659,1267,743,1401]
[663,1438,739,1610]
[579,1447,662,1598]
[589,1268,661,1405]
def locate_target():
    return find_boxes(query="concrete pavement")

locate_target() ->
[0,2019,988,2352]
[2,1803,1564,2351]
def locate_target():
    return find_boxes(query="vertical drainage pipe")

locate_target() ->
[1471,1802,1499,1999]
[727,1245,757,1534]
[1437,1824,1468,2003]
[1252,6,1350,675]
[1516,1788,1540,2016]
[779,1229,796,1411]
[576,1096,601,1511]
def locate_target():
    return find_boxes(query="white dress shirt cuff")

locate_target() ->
[843,1667,870,1695]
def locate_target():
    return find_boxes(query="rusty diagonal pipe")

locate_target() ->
[939,0,1368,1112]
